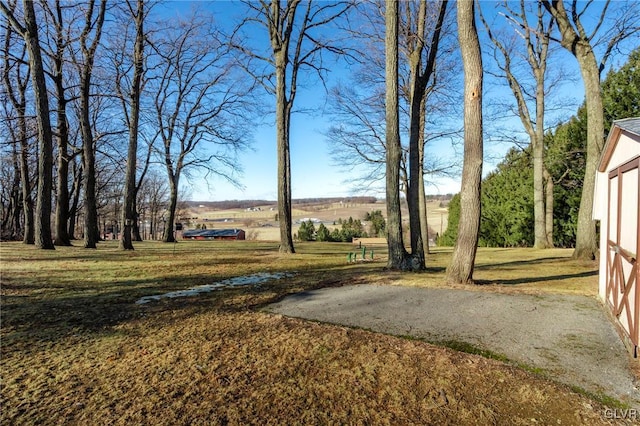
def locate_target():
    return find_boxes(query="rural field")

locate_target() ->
[179,199,449,242]
[1,238,633,425]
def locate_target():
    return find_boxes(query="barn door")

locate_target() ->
[605,156,640,355]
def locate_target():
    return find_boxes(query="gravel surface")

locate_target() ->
[266,284,640,408]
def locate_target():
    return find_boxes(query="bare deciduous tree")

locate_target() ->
[479,0,555,248]
[40,0,77,246]
[72,0,107,248]
[150,12,253,243]
[541,0,639,260]
[2,12,34,243]
[326,0,459,266]
[404,0,448,267]
[115,0,147,250]
[232,0,353,254]
[1,0,55,249]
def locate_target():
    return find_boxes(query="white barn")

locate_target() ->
[593,117,640,356]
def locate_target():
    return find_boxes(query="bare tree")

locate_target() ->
[232,0,353,254]
[541,0,639,260]
[2,13,34,243]
[69,0,107,248]
[138,170,168,240]
[479,1,555,248]
[0,141,21,239]
[326,0,459,263]
[150,12,253,243]
[1,0,55,249]
[446,0,483,284]
[404,0,449,266]
[40,0,79,246]
[112,0,147,250]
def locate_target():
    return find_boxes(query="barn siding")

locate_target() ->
[595,118,640,355]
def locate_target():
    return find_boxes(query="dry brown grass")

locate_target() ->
[0,241,620,425]
[376,247,601,297]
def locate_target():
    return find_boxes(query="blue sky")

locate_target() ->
[158,1,635,202]
[161,0,465,201]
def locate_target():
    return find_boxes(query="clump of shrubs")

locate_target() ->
[295,217,368,242]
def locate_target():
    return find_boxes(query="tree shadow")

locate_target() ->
[0,267,360,349]
[474,269,598,286]
[474,256,571,270]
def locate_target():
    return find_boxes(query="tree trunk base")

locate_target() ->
[279,245,295,254]
[572,247,596,261]
[386,253,424,272]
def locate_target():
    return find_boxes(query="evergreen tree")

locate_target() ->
[602,48,640,130]
[316,223,330,242]
[365,210,386,237]
[297,220,316,241]
[440,49,639,249]
[479,149,534,247]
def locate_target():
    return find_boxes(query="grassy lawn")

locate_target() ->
[1,240,614,425]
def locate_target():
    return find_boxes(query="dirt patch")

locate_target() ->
[267,284,640,409]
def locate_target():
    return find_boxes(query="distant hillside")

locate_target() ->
[187,194,454,211]
[187,197,378,210]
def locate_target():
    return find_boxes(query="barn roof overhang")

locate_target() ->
[598,117,640,173]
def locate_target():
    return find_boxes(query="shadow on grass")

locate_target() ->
[1,267,360,348]
[474,256,571,270]
[475,269,598,286]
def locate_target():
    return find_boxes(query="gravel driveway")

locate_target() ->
[266,284,640,408]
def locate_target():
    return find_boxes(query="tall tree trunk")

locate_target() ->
[572,55,602,259]
[276,52,295,254]
[406,0,447,267]
[385,0,408,269]
[542,0,604,260]
[79,0,106,249]
[51,0,71,246]
[120,0,145,250]
[21,0,54,249]
[408,80,425,267]
[53,79,71,246]
[446,0,482,284]
[406,1,426,266]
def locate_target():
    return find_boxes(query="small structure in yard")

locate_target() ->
[593,117,640,356]
[182,228,246,241]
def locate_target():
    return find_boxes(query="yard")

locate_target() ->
[0,241,629,425]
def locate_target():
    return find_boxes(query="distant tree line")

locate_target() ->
[439,48,639,248]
